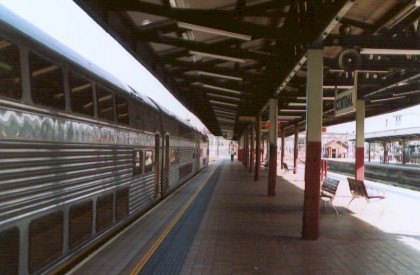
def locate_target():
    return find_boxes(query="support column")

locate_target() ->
[355,73,365,181]
[302,49,323,240]
[402,139,406,165]
[268,98,278,196]
[255,116,261,181]
[368,142,371,162]
[261,136,265,165]
[238,135,243,163]
[281,131,285,169]
[384,141,388,163]
[244,129,249,168]
[293,123,298,174]
[249,122,255,173]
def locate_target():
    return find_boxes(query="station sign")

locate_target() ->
[335,88,356,116]
[262,121,281,132]
[238,116,256,122]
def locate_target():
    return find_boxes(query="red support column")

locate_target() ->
[268,98,278,196]
[281,131,285,170]
[244,129,249,168]
[355,98,365,181]
[384,142,388,163]
[302,49,323,240]
[249,122,255,173]
[293,123,298,174]
[255,116,261,181]
[402,139,406,165]
[240,135,245,163]
[261,137,265,164]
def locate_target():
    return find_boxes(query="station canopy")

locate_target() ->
[74,0,420,139]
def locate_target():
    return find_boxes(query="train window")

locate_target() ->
[69,72,94,117]
[28,211,63,273]
[115,95,129,125]
[29,52,65,110]
[170,149,179,164]
[69,200,93,249]
[96,85,115,122]
[133,150,143,175]
[0,38,21,100]
[144,150,154,173]
[115,188,129,221]
[0,227,19,274]
[96,193,113,233]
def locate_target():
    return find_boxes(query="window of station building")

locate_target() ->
[115,95,129,125]
[133,149,143,175]
[144,150,154,173]
[29,52,65,110]
[96,85,115,122]
[0,38,21,100]
[69,72,94,117]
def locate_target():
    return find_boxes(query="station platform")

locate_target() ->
[68,159,420,274]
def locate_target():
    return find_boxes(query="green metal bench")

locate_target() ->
[347,178,386,214]
[320,177,340,215]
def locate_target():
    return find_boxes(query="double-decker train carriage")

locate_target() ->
[0,5,208,274]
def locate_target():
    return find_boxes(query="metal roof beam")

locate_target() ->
[109,0,282,39]
[166,61,264,81]
[136,32,280,62]
[274,0,355,97]
[135,20,178,35]
[325,35,418,49]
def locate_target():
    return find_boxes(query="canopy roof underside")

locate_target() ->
[75,0,420,139]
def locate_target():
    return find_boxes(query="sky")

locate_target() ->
[0,0,207,131]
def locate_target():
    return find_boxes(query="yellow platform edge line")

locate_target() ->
[130,162,221,275]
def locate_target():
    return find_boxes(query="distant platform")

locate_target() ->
[325,158,420,189]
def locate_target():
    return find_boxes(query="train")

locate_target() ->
[0,5,208,275]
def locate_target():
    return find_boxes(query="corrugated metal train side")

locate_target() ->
[0,8,209,275]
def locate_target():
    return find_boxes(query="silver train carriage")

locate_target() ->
[0,5,209,275]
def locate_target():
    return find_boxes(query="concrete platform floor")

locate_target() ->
[69,158,420,274]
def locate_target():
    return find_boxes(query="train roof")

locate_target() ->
[0,4,199,133]
[0,4,129,93]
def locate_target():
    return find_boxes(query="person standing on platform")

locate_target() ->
[230,149,235,162]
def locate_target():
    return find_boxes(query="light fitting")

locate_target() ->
[371,96,406,102]
[209,100,238,107]
[360,48,420,55]
[192,71,243,81]
[189,50,246,63]
[202,84,242,95]
[178,22,252,41]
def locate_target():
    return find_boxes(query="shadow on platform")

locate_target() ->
[180,159,420,274]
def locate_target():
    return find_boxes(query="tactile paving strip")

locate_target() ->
[139,161,225,275]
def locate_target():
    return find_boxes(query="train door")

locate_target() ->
[154,133,160,198]
[195,136,200,173]
[163,134,170,196]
